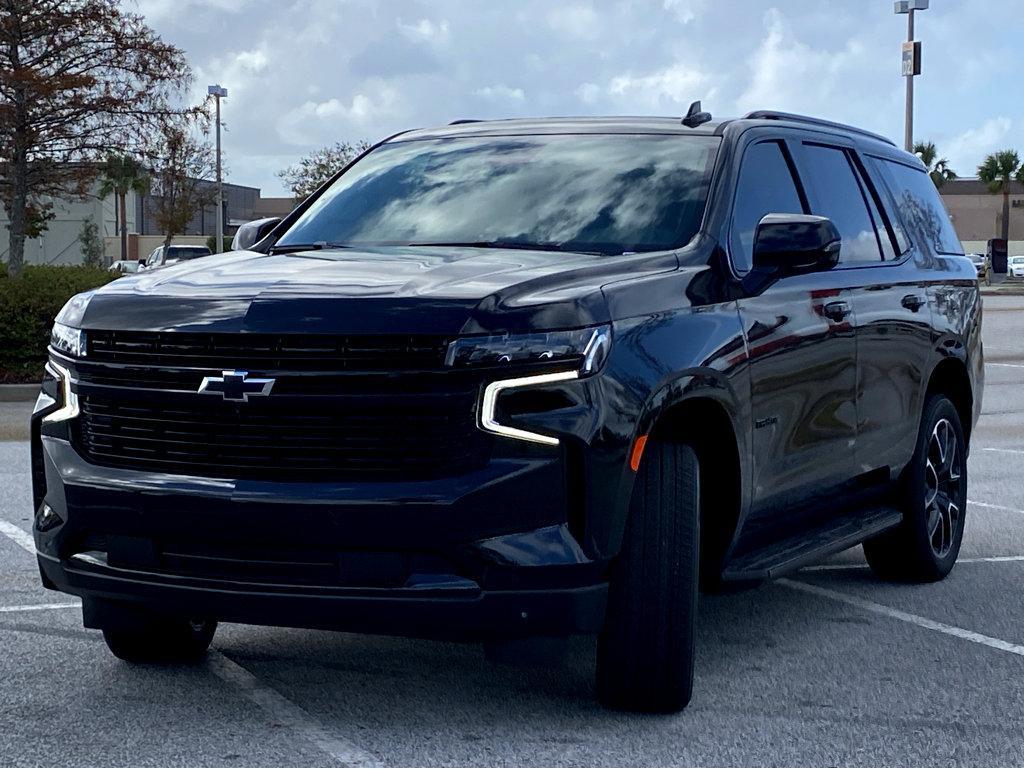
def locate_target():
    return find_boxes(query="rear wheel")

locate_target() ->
[101,611,217,663]
[596,440,699,713]
[865,394,967,581]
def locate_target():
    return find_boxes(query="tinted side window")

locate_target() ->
[730,141,805,274]
[800,144,881,263]
[878,159,963,255]
[850,156,899,260]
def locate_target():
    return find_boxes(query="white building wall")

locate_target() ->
[0,181,138,266]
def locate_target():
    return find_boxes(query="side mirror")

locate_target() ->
[752,214,841,276]
[231,217,281,251]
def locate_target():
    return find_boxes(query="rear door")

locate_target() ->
[793,139,932,485]
[729,135,859,523]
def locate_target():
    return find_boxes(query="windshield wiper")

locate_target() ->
[405,241,605,255]
[268,242,351,255]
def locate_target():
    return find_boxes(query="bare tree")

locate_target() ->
[0,0,193,276]
[278,141,372,202]
[147,120,218,252]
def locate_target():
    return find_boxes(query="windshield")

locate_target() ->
[1011,256,1024,265]
[167,247,210,263]
[275,134,720,255]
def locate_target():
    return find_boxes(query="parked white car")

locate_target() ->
[1009,255,1024,279]
[108,260,142,275]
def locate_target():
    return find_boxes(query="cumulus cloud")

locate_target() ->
[137,0,1019,195]
[945,118,1014,176]
[607,63,712,110]
[474,85,526,102]
[276,87,400,146]
[546,4,602,40]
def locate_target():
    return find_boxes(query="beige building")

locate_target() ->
[939,177,1024,256]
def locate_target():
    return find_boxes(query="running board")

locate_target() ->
[721,507,903,581]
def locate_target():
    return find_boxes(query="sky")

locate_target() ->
[132,0,1024,197]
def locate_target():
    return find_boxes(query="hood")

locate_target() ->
[72,246,647,335]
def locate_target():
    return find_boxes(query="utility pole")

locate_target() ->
[207,85,228,253]
[894,1,927,152]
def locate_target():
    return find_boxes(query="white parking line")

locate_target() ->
[0,519,35,555]
[0,517,378,766]
[981,447,1024,456]
[779,578,1024,658]
[802,554,1024,572]
[987,362,1024,368]
[207,651,381,767]
[0,602,80,614]
[968,499,1024,514]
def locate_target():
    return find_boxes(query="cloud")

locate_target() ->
[136,0,1020,195]
[662,0,706,24]
[944,118,1014,176]
[276,86,400,146]
[606,63,712,110]
[475,85,525,102]
[735,8,881,121]
[546,4,602,40]
[398,18,450,43]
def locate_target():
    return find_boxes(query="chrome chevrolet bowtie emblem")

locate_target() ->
[198,370,275,402]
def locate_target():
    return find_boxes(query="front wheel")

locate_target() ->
[864,394,967,581]
[102,613,217,663]
[596,440,699,713]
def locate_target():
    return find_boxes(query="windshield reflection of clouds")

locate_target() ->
[279,135,719,255]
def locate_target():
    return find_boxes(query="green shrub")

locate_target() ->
[0,265,116,383]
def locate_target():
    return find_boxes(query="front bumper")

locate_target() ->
[33,431,610,639]
[38,549,607,639]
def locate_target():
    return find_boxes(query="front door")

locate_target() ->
[728,138,859,522]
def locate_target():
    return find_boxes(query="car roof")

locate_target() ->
[393,112,894,146]
[390,112,914,164]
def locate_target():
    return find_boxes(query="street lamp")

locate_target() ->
[894,0,927,153]
[207,84,228,253]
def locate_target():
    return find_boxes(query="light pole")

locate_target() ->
[894,0,927,153]
[207,84,228,253]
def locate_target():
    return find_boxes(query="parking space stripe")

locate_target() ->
[987,362,1024,368]
[981,447,1024,455]
[802,554,1024,572]
[0,602,79,614]
[206,651,381,768]
[780,578,1024,658]
[968,499,1024,514]
[0,519,35,555]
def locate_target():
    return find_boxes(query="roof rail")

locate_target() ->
[742,110,896,147]
[449,119,482,125]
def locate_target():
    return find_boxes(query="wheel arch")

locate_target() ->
[643,392,746,581]
[925,356,974,446]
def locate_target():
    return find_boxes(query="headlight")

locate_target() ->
[445,325,611,374]
[50,322,86,358]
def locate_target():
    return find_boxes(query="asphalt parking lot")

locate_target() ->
[1,294,1023,767]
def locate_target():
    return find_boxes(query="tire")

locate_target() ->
[102,615,217,663]
[597,440,699,713]
[864,394,967,582]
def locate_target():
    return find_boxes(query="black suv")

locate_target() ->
[33,111,982,712]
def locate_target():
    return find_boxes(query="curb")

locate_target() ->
[0,384,38,402]
[0,424,30,442]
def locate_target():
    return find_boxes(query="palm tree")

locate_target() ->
[98,154,151,264]
[977,150,1024,245]
[913,141,957,188]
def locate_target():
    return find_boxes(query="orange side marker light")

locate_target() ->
[629,434,649,472]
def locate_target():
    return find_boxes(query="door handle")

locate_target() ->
[823,300,851,322]
[901,294,925,312]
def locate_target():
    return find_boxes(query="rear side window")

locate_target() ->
[730,141,806,274]
[876,159,963,255]
[799,144,882,264]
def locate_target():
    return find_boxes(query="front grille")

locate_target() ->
[75,388,491,480]
[87,330,450,371]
